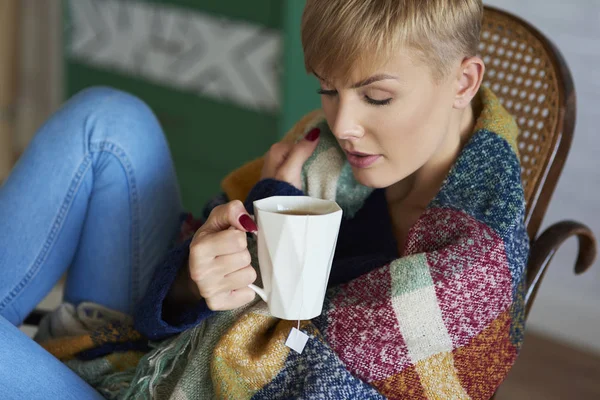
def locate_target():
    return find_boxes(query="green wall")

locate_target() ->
[280,0,320,135]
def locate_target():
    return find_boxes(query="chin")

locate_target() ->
[350,167,396,189]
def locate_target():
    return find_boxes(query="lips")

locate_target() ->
[344,150,382,168]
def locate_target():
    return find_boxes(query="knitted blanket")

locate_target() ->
[42,86,528,399]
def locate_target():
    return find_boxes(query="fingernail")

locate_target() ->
[305,128,320,142]
[239,214,257,233]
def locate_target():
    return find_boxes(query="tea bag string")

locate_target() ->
[296,214,310,331]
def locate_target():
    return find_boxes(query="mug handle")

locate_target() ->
[248,284,268,302]
[247,214,268,301]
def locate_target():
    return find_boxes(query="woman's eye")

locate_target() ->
[317,88,392,106]
[365,96,392,106]
[317,89,338,96]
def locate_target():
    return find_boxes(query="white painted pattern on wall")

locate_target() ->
[66,0,281,112]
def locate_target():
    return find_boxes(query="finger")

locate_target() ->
[199,265,256,302]
[228,287,257,307]
[190,229,247,261]
[278,128,320,181]
[221,265,257,293]
[206,287,256,311]
[267,142,293,168]
[214,249,252,276]
[196,200,256,237]
[262,142,293,179]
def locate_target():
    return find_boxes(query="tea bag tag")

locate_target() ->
[285,327,309,354]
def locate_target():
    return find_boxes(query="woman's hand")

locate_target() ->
[170,200,259,311]
[260,127,321,189]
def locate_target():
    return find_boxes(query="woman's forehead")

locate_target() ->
[313,50,420,86]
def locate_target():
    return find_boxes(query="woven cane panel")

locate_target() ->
[480,9,560,205]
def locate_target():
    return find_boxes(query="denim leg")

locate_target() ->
[0,87,183,325]
[0,315,105,399]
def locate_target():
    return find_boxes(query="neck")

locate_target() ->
[387,102,476,208]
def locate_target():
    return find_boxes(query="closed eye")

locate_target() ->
[317,88,338,96]
[317,88,392,107]
[365,96,392,106]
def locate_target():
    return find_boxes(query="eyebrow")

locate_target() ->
[314,72,399,89]
[350,74,399,88]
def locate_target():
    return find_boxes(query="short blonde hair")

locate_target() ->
[301,0,483,84]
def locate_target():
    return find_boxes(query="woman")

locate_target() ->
[0,0,528,398]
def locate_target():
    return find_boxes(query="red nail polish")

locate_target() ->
[239,214,257,232]
[305,128,321,142]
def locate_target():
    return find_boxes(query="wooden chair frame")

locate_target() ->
[480,6,596,319]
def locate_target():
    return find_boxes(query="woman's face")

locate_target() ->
[317,49,463,189]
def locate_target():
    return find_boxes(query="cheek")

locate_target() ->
[321,98,337,125]
[377,106,427,152]
[379,101,450,166]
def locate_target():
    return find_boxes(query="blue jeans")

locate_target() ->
[0,87,183,399]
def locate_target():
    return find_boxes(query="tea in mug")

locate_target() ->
[276,210,321,216]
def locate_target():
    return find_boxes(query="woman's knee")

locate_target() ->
[63,86,168,155]
[69,86,150,115]
[70,86,157,129]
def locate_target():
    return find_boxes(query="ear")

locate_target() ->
[453,56,485,109]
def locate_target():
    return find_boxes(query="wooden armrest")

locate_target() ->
[525,220,597,316]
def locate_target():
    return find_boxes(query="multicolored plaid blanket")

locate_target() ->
[42,86,528,399]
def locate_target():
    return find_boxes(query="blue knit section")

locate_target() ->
[504,216,530,290]
[509,273,527,349]
[252,327,384,400]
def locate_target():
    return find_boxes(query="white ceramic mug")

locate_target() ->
[248,196,343,320]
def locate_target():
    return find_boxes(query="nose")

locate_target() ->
[330,102,365,141]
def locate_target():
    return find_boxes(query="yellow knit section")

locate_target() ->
[105,351,145,372]
[42,335,95,361]
[415,352,471,400]
[220,157,264,203]
[473,86,520,157]
[221,110,325,202]
[212,314,307,398]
